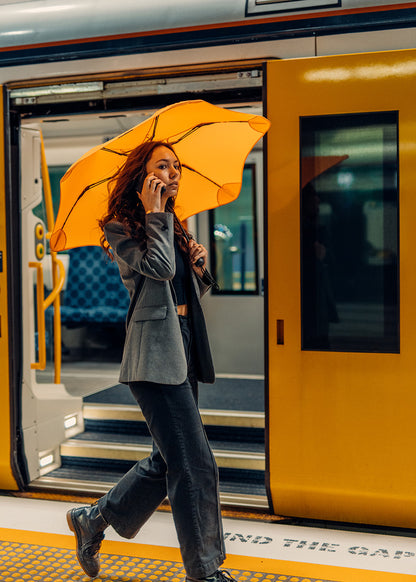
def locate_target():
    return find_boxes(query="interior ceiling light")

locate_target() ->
[10,82,103,99]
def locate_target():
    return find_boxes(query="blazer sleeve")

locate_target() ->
[194,271,211,298]
[104,213,175,281]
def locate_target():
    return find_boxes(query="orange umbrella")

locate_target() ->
[50,100,270,251]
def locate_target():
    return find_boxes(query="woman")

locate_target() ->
[66,140,236,582]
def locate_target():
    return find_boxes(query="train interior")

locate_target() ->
[15,67,267,507]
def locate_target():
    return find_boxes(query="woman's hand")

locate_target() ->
[188,239,208,277]
[138,173,168,213]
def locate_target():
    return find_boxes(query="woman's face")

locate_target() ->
[145,145,181,198]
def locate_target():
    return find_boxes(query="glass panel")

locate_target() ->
[33,164,68,223]
[49,165,70,218]
[300,112,399,352]
[209,164,258,294]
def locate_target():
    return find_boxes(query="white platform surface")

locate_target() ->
[0,496,415,575]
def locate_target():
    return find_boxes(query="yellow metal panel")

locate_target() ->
[266,49,416,527]
[0,88,18,489]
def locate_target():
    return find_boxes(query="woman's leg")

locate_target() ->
[98,438,168,538]
[66,395,169,578]
[75,316,225,578]
[129,380,226,579]
[96,316,197,540]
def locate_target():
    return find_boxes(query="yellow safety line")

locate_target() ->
[0,527,414,581]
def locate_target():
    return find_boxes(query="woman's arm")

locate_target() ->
[104,214,175,281]
[188,239,207,279]
[188,239,218,297]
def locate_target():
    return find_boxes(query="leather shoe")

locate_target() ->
[67,504,107,578]
[186,570,238,582]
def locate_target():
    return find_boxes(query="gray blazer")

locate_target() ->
[104,213,213,385]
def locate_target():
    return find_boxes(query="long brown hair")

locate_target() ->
[99,140,190,257]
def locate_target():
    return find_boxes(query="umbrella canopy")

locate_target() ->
[50,100,270,251]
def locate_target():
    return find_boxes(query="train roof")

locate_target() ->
[1,0,416,51]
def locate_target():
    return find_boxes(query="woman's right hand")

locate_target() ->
[138,173,166,213]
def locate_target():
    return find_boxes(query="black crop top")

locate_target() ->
[173,240,190,306]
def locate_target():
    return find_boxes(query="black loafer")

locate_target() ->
[186,570,238,582]
[67,505,107,578]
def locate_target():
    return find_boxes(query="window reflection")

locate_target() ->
[209,164,258,294]
[300,112,399,352]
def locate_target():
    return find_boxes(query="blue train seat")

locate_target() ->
[60,246,129,326]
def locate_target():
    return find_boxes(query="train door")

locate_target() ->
[266,49,416,527]
[9,71,266,505]
[0,87,19,489]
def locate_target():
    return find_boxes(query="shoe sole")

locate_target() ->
[66,509,99,578]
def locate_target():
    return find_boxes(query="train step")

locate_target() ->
[78,403,265,469]
[61,432,265,471]
[82,403,265,443]
[30,403,268,509]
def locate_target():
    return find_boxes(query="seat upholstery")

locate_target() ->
[60,246,129,326]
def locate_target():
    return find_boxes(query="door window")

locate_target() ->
[300,112,399,352]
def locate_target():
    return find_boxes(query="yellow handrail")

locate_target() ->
[40,133,65,383]
[29,259,65,372]
[44,258,65,310]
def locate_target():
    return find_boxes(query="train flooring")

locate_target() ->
[37,361,265,411]
[0,494,415,581]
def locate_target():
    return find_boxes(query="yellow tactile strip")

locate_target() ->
[0,539,336,582]
[0,528,415,582]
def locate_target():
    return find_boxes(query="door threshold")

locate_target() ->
[28,476,269,510]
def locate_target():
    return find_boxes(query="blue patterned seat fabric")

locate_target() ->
[60,246,129,325]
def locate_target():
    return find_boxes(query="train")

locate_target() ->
[1,0,416,528]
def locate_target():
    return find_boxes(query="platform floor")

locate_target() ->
[0,496,415,581]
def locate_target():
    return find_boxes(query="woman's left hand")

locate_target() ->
[188,239,208,276]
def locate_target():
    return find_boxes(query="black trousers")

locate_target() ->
[98,316,226,578]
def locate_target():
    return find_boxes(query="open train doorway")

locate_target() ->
[12,67,268,508]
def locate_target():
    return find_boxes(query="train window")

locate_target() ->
[209,164,259,294]
[48,165,70,218]
[300,112,399,353]
[33,166,69,227]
